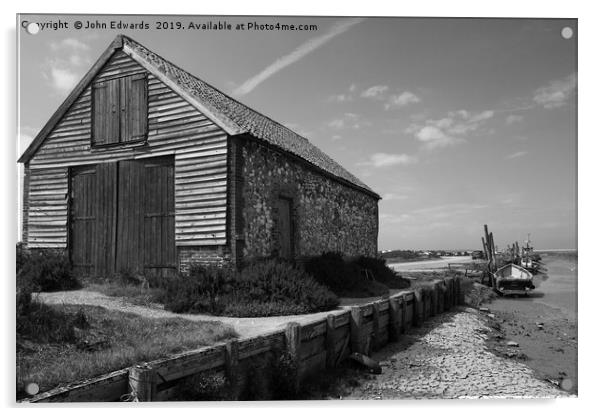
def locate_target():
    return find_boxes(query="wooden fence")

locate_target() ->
[21,276,463,402]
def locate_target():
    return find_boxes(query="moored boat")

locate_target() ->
[493,263,535,296]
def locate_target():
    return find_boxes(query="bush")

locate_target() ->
[303,252,390,298]
[16,285,83,345]
[160,264,235,314]
[17,248,80,292]
[161,260,339,317]
[355,256,411,289]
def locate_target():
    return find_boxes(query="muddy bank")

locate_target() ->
[302,308,569,399]
[482,251,577,394]
[483,298,577,394]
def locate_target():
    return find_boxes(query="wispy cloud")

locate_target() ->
[382,193,409,201]
[506,114,524,125]
[233,18,364,96]
[506,150,528,159]
[18,126,37,156]
[327,84,356,103]
[406,109,494,150]
[385,91,420,110]
[358,85,420,110]
[533,73,576,109]
[361,85,389,99]
[326,112,371,130]
[358,153,418,168]
[50,38,90,51]
[43,37,92,94]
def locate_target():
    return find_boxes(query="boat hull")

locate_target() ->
[493,264,535,296]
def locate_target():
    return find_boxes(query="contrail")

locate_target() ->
[233,18,364,96]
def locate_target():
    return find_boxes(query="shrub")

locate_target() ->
[17,248,80,292]
[304,252,363,292]
[234,260,339,312]
[160,264,235,314]
[304,252,390,298]
[161,260,339,317]
[355,256,411,289]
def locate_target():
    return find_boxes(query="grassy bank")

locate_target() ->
[16,301,237,398]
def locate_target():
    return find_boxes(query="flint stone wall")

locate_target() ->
[240,140,379,260]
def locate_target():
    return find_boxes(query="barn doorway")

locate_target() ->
[276,196,294,260]
[69,156,175,277]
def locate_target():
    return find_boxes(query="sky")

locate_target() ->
[17,15,577,251]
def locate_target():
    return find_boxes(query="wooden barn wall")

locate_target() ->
[26,51,228,248]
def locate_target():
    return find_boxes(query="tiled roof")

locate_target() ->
[122,36,378,197]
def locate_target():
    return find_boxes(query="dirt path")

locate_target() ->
[324,307,570,399]
[36,288,407,339]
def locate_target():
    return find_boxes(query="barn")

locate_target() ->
[19,34,380,277]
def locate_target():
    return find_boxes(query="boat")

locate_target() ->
[493,264,535,296]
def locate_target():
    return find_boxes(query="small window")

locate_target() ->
[92,73,147,146]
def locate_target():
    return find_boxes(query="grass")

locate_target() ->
[462,280,497,308]
[16,302,237,398]
[85,280,164,307]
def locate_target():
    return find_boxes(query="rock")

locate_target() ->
[506,341,519,347]
[487,313,495,318]
[479,307,490,313]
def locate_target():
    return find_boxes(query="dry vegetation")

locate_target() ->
[16,301,237,398]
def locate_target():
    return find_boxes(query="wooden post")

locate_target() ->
[400,296,408,333]
[350,307,364,354]
[455,277,462,304]
[371,303,381,349]
[413,290,423,327]
[388,298,401,342]
[285,322,301,392]
[325,315,336,368]
[225,341,240,399]
[129,364,157,402]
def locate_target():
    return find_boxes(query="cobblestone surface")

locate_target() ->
[341,307,571,399]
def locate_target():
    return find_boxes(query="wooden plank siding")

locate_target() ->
[25,50,228,249]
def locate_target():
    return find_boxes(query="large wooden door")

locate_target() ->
[277,197,294,260]
[70,156,175,277]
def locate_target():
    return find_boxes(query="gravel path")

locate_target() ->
[339,307,571,399]
[35,289,405,339]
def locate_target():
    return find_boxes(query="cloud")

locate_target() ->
[358,153,418,168]
[18,126,37,156]
[382,193,409,201]
[406,109,494,150]
[360,86,420,110]
[48,67,79,93]
[44,37,92,94]
[414,126,463,150]
[331,134,342,141]
[506,151,528,159]
[328,84,358,103]
[233,18,364,96]
[361,85,389,99]
[326,112,370,130]
[506,114,524,124]
[533,73,576,109]
[50,37,90,51]
[385,91,420,110]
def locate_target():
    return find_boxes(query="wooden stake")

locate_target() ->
[388,298,401,342]
[325,315,336,368]
[129,364,156,402]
